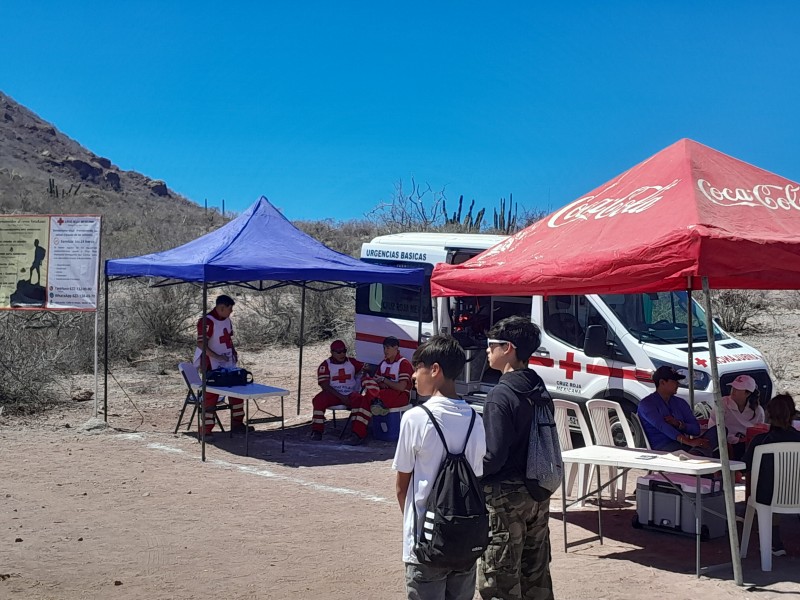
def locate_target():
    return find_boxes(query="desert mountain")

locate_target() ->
[0,91,226,259]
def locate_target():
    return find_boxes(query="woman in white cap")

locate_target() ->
[709,374,764,460]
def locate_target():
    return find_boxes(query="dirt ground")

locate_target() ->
[2,340,800,600]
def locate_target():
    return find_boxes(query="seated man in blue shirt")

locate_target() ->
[638,366,717,455]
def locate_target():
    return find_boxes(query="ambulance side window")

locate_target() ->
[579,298,634,364]
[543,296,584,348]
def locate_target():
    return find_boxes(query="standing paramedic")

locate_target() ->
[345,336,413,446]
[480,316,555,600]
[393,335,486,600]
[193,294,251,440]
[310,340,374,441]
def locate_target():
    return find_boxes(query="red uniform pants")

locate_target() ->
[201,391,244,435]
[311,390,363,432]
[350,389,409,439]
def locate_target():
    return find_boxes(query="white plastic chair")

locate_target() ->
[553,399,594,506]
[586,398,637,502]
[740,442,800,571]
[631,412,652,450]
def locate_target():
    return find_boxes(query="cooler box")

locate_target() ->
[371,404,411,442]
[635,473,727,540]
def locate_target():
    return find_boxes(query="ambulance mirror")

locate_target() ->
[584,325,607,357]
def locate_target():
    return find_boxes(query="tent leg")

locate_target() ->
[687,279,695,408]
[701,277,743,586]
[297,286,306,416]
[103,275,109,423]
[201,284,208,462]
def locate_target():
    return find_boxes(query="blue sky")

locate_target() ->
[2,2,799,222]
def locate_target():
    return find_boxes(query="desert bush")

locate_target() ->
[0,311,97,413]
[710,289,768,332]
[105,282,198,361]
[235,285,354,349]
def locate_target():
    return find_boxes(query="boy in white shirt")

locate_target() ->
[393,335,487,600]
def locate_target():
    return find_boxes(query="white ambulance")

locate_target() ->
[355,232,773,445]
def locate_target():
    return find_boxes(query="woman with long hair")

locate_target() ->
[743,393,800,557]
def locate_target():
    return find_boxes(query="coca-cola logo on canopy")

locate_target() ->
[547,179,680,228]
[697,179,800,210]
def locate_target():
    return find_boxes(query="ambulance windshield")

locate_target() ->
[600,292,728,344]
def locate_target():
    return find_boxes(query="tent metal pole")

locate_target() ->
[201,284,208,462]
[701,277,743,586]
[297,286,306,415]
[417,286,423,346]
[687,279,695,408]
[103,273,109,423]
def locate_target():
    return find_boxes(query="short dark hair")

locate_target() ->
[216,294,235,307]
[766,393,796,429]
[487,316,540,363]
[411,335,466,381]
[383,336,400,347]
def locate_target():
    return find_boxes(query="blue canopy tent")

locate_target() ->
[104,197,424,458]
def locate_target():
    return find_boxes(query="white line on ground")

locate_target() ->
[121,436,393,505]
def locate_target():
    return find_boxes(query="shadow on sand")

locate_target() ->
[553,501,800,588]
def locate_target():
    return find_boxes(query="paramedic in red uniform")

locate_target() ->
[193,294,250,440]
[344,336,413,446]
[310,340,368,441]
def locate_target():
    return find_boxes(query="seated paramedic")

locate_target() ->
[310,340,368,441]
[743,393,800,557]
[344,336,413,446]
[638,366,717,455]
[708,374,764,460]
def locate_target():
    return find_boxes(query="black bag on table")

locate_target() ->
[206,367,253,387]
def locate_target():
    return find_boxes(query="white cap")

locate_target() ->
[730,374,756,392]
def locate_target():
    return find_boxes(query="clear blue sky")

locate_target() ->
[3,2,799,222]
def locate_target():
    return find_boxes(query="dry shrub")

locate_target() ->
[235,286,354,349]
[0,311,96,413]
[710,289,768,332]
[105,282,198,361]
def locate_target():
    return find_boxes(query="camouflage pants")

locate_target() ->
[478,481,554,600]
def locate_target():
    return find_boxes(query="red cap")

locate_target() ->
[330,340,347,352]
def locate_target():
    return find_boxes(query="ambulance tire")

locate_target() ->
[631,514,643,529]
[608,401,642,448]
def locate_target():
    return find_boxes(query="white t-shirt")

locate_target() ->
[708,395,765,443]
[392,396,486,564]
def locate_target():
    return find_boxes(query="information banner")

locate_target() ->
[0,215,100,311]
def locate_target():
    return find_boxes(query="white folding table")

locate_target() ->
[560,445,745,578]
[205,383,289,456]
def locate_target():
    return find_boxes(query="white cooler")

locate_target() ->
[634,473,727,540]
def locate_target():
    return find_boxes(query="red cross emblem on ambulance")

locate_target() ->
[559,352,582,379]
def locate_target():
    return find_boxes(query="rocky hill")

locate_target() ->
[0,91,226,259]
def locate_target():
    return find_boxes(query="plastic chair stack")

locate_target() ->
[553,399,594,507]
[586,398,637,503]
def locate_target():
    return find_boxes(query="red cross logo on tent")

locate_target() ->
[332,368,352,384]
[695,357,708,368]
[559,352,582,379]
[57,218,64,225]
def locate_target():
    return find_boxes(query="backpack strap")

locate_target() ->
[412,404,477,548]
[419,404,476,455]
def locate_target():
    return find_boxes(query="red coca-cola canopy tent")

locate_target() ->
[431,138,800,297]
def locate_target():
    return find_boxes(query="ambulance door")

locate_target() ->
[533,295,636,404]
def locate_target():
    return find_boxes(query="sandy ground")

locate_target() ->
[2,338,800,600]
